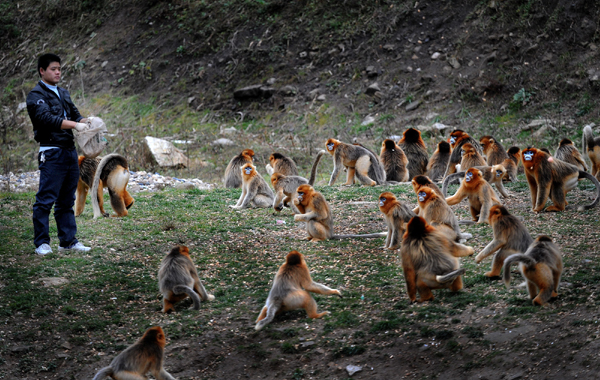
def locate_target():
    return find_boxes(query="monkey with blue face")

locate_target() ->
[230,163,274,209]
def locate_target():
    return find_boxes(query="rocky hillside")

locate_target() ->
[2,0,600,177]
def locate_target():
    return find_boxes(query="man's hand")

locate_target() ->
[74,122,88,132]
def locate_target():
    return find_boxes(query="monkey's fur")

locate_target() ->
[230,163,275,209]
[502,146,521,182]
[398,128,429,179]
[475,205,533,278]
[400,216,473,303]
[480,135,509,166]
[458,142,486,173]
[271,150,326,213]
[378,192,417,250]
[265,152,299,176]
[255,251,341,330]
[294,184,333,242]
[92,326,176,380]
[158,245,214,313]
[89,154,134,219]
[522,147,600,212]
[554,138,587,172]
[445,168,502,224]
[224,149,254,188]
[411,175,445,215]
[583,125,600,179]
[444,129,483,178]
[503,235,563,306]
[380,139,409,182]
[442,164,508,198]
[426,141,451,182]
[325,138,386,186]
[416,187,472,242]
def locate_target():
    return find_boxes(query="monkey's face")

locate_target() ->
[418,191,427,202]
[379,196,387,207]
[326,142,335,152]
[523,150,535,162]
[244,167,253,175]
[297,191,305,202]
[460,148,466,157]
[465,171,474,182]
[495,169,503,178]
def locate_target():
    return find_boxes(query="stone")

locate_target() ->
[101,61,108,68]
[431,52,441,60]
[174,182,196,190]
[144,136,189,169]
[366,82,381,95]
[317,94,326,101]
[279,85,297,96]
[17,102,27,114]
[448,57,461,69]
[212,138,235,146]
[40,277,69,287]
[362,115,376,126]
[405,100,421,111]
[366,66,378,77]
[346,365,363,376]
[233,85,274,100]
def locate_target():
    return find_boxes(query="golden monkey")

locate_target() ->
[444,129,483,178]
[416,187,472,241]
[400,216,474,303]
[265,152,299,176]
[224,149,255,188]
[442,164,508,198]
[398,128,428,179]
[411,175,444,214]
[294,184,333,242]
[503,235,563,306]
[502,146,521,182]
[380,139,409,182]
[426,141,452,182]
[522,147,600,212]
[230,163,275,209]
[378,192,417,250]
[325,138,386,186]
[89,154,134,219]
[458,142,486,173]
[92,326,176,380]
[554,138,587,172]
[445,167,502,224]
[271,150,326,213]
[255,250,341,330]
[474,205,533,278]
[480,135,509,166]
[583,124,600,178]
[158,245,214,313]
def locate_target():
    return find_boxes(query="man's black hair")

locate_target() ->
[37,53,61,77]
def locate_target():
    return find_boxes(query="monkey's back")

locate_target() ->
[79,156,100,187]
[399,142,429,179]
[381,148,408,182]
[158,255,197,292]
[494,215,533,252]
[224,155,249,188]
[401,232,458,274]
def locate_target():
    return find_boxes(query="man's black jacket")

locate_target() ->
[26,81,84,148]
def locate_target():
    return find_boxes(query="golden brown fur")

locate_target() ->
[378,192,417,250]
[583,125,600,179]
[325,138,386,186]
[445,167,502,223]
[522,147,600,212]
[380,139,409,182]
[88,154,134,219]
[554,138,587,172]
[398,128,428,179]
[400,217,473,302]
[442,164,508,198]
[91,326,176,380]
[293,184,333,242]
[503,235,563,306]
[474,205,533,278]
[426,141,451,182]
[502,146,521,182]
[230,163,274,209]
[411,175,444,215]
[265,152,299,176]
[416,187,472,242]
[444,130,483,178]
[480,135,509,166]
[458,142,486,172]
[255,250,341,330]
[158,245,214,313]
[224,149,255,188]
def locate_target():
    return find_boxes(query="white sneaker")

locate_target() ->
[35,243,53,255]
[58,242,91,252]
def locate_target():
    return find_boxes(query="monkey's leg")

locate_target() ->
[387,227,399,250]
[526,279,539,300]
[252,194,274,208]
[449,276,463,292]
[304,281,341,296]
[109,189,128,217]
[123,190,134,210]
[112,371,146,380]
[416,279,434,302]
[298,293,328,319]
[273,190,285,212]
[383,226,392,249]
[162,297,176,313]
[307,221,329,242]
[552,264,562,298]
[342,167,356,186]
[95,180,109,217]
[256,306,268,322]
[485,249,515,278]
[525,173,538,209]
[533,179,552,212]
[193,280,215,302]
[475,239,504,263]
[545,184,566,212]
[469,205,480,222]
[355,156,376,186]
[451,242,474,257]
[531,266,553,305]
[75,180,88,216]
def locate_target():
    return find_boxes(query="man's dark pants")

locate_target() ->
[33,147,80,248]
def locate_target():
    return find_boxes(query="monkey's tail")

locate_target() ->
[308,150,326,186]
[91,153,126,219]
[436,268,466,283]
[331,232,387,240]
[458,220,475,225]
[577,170,600,211]
[255,301,281,331]
[92,366,113,380]
[503,254,536,288]
[172,285,202,310]
[442,172,464,196]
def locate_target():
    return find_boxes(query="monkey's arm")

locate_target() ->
[475,238,505,263]
[230,187,247,208]
[294,211,319,222]
[451,242,475,257]
[273,189,285,211]
[532,176,551,212]
[237,183,259,209]
[445,188,467,206]
[477,193,494,224]
[328,153,343,186]
[495,180,509,198]
[304,281,342,297]
[525,172,539,209]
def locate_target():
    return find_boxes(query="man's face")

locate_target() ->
[40,62,61,85]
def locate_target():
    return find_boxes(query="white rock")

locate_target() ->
[144,136,189,168]
[212,138,235,146]
[346,365,363,376]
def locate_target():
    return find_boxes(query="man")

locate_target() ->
[26,53,91,255]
